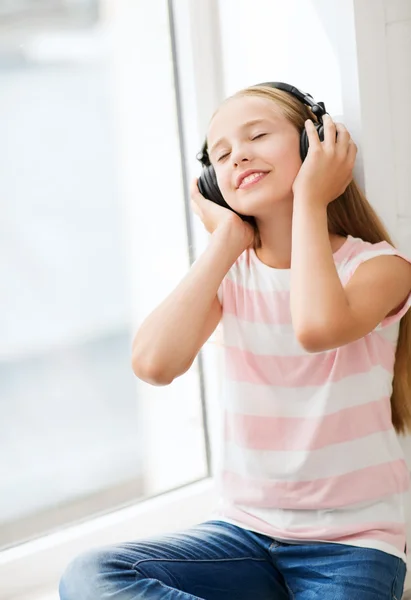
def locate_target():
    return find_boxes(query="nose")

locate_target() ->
[231,143,250,167]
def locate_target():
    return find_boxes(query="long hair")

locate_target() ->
[229,84,411,435]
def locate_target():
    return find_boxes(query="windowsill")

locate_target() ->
[1,477,218,600]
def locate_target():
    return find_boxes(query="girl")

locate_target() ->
[60,83,411,599]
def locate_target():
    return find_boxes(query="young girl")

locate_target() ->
[60,83,411,599]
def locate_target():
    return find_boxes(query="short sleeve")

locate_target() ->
[341,241,411,329]
[380,293,411,328]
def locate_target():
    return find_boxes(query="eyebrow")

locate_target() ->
[208,118,273,156]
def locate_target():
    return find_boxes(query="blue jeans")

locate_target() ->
[59,519,407,599]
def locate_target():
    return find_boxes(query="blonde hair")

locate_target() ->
[228,84,411,435]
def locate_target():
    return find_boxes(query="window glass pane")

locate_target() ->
[0,0,208,550]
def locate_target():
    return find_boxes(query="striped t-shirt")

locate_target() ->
[211,234,411,562]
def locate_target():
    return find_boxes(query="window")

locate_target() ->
[0,0,212,554]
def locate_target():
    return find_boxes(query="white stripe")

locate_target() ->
[377,320,400,342]
[221,264,346,294]
[223,492,409,531]
[221,367,393,417]
[221,314,397,356]
[222,267,289,293]
[221,248,354,293]
[221,314,302,355]
[223,430,405,482]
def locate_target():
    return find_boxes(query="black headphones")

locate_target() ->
[196,82,327,222]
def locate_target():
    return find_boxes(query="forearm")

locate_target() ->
[290,196,350,337]
[132,222,247,382]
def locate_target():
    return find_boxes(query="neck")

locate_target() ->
[253,203,345,269]
[254,200,293,269]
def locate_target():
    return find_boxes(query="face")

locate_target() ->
[207,95,302,217]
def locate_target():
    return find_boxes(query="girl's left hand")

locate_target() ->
[292,114,358,206]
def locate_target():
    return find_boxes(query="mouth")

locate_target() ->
[237,171,269,190]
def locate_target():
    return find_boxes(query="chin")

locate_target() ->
[238,193,287,216]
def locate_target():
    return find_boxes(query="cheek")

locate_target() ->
[273,147,302,181]
[215,168,232,197]
[287,154,303,179]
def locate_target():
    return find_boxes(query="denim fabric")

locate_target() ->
[59,519,406,599]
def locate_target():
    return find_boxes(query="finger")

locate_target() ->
[323,113,337,151]
[347,139,358,165]
[305,119,322,151]
[191,178,207,206]
[335,122,351,154]
[190,177,200,199]
[190,199,202,217]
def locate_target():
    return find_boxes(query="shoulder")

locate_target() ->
[343,237,411,328]
[338,235,411,280]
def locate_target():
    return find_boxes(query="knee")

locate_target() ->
[59,548,108,600]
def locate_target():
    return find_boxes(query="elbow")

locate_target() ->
[295,326,330,354]
[131,351,174,386]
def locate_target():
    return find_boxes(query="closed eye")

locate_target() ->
[216,133,267,161]
[217,152,230,162]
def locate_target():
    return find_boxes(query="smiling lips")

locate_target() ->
[237,171,269,190]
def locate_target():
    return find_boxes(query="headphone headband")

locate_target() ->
[252,81,327,122]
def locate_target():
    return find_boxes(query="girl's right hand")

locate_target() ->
[190,178,255,249]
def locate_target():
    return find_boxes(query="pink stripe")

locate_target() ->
[218,504,406,552]
[342,241,411,282]
[225,333,395,387]
[224,397,392,451]
[221,460,410,510]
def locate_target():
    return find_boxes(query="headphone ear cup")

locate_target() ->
[197,165,228,209]
[299,122,324,161]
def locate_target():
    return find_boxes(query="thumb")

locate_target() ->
[190,178,203,201]
[191,198,202,217]
[190,177,207,212]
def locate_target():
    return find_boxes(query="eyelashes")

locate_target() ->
[216,133,268,162]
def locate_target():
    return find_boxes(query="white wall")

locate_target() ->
[217,0,342,112]
[382,1,411,574]
[384,0,411,250]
